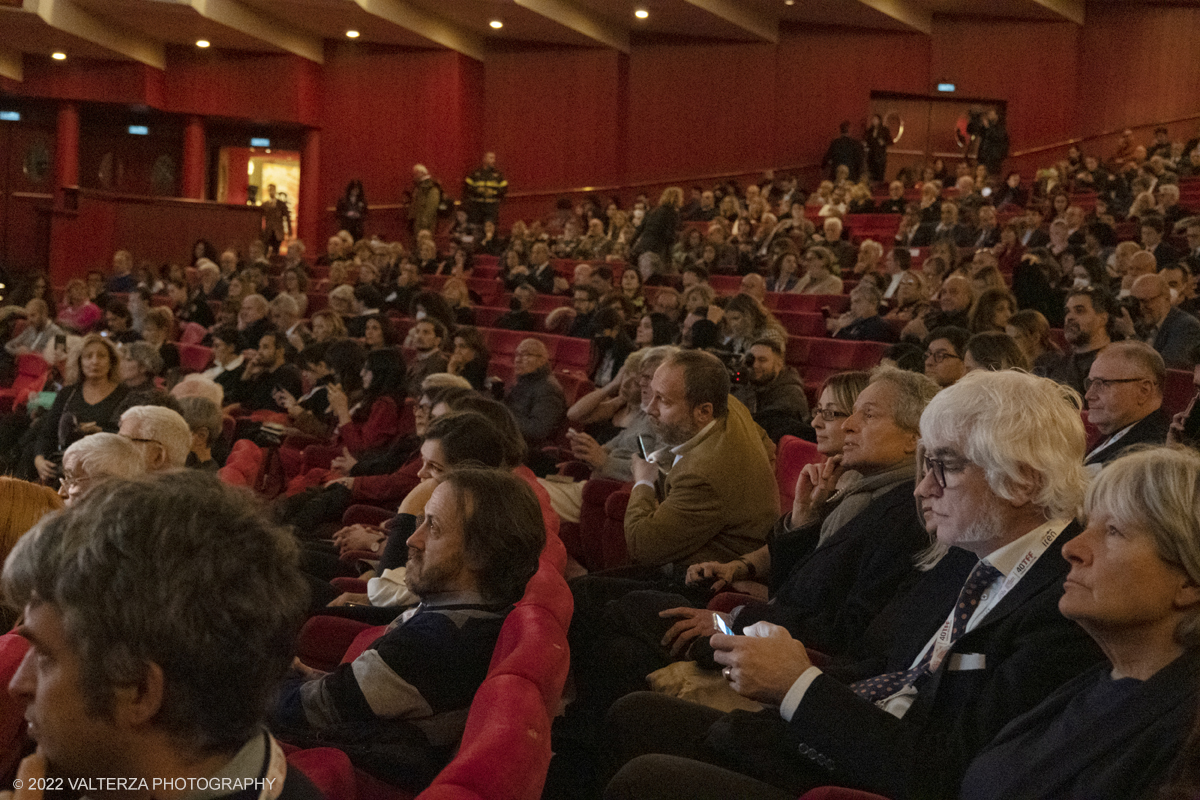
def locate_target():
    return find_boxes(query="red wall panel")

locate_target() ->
[774,26,930,177]
[1077,5,1200,151]
[485,48,624,194]
[14,60,164,108]
[48,190,262,283]
[626,42,776,184]
[163,49,320,126]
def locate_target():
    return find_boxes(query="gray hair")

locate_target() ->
[2,473,308,755]
[61,433,145,483]
[121,341,163,377]
[119,405,192,469]
[869,365,938,434]
[920,370,1088,520]
[176,397,223,446]
[269,293,300,319]
[1086,446,1200,648]
[640,344,679,375]
[852,282,883,306]
[171,374,224,407]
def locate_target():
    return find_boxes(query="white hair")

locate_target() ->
[170,374,224,407]
[62,433,145,482]
[920,370,1088,520]
[119,406,192,469]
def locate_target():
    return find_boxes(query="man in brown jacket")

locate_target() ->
[626,349,778,566]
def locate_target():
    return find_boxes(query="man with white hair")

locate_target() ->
[606,370,1104,800]
[58,432,145,505]
[118,405,192,471]
[820,216,856,274]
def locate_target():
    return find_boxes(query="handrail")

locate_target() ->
[1010,112,1200,159]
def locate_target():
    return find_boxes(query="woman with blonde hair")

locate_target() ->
[440,277,475,326]
[32,334,128,484]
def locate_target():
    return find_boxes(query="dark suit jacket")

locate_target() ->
[734,481,930,656]
[960,650,1199,800]
[783,522,1104,800]
[1152,305,1200,369]
[1084,407,1170,467]
[1150,239,1182,269]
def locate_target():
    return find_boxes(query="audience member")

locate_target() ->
[1042,287,1115,395]
[830,284,894,342]
[273,469,543,790]
[233,330,304,412]
[923,325,970,387]
[960,446,1200,800]
[176,396,225,470]
[405,318,450,396]
[5,473,316,799]
[57,431,144,505]
[32,334,128,484]
[1083,341,1169,469]
[622,349,778,567]
[963,331,1030,372]
[5,300,63,360]
[731,339,811,442]
[118,405,192,472]
[506,338,568,455]
[1131,273,1200,369]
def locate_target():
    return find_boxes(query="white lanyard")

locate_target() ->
[926,525,1061,671]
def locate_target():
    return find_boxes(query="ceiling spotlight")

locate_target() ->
[784,0,794,4]
[634,8,648,18]
[346,30,360,38]
[196,39,210,48]
[51,52,66,61]
[489,19,503,29]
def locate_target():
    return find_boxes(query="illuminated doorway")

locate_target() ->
[216,146,300,245]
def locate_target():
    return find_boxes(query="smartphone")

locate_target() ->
[637,434,651,460]
[712,613,733,636]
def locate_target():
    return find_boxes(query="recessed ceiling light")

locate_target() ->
[489,19,503,29]
[784,0,794,5]
[345,30,360,38]
[634,8,649,18]
[51,52,66,61]
[196,39,210,48]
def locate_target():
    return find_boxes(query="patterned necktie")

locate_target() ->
[851,561,1003,703]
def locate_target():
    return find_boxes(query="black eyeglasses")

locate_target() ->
[924,350,962,364]
[1084,377,1147,392]
[813,407,849,422]
[921,454,965,489]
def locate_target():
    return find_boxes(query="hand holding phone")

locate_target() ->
[712,612,733,636]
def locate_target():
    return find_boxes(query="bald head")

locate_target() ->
[1131,273,1173,327]
[740,274,766,303]
[940,275,973,313]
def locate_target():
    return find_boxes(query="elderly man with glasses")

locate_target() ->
[1130,272,1200,370]
[1083,340,1169,470]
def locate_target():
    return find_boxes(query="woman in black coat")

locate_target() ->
[630,187,683,265]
